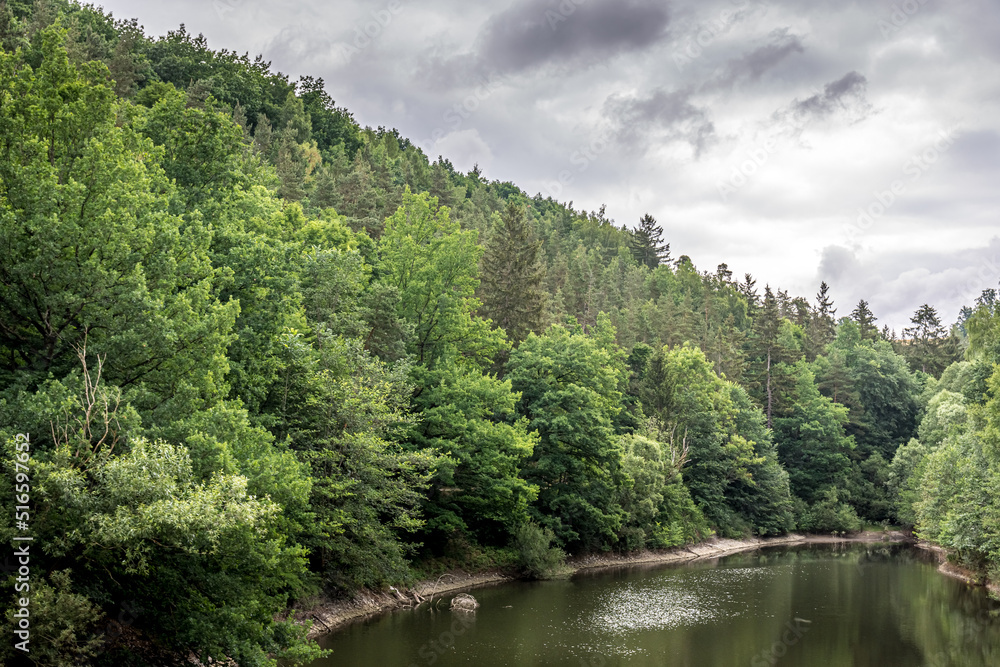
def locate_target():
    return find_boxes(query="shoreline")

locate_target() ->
[914,540,1000,597]
[296,530,910,639]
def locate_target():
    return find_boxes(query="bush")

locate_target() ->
[799,488,864,533]
[514,523,567,579]
[1,571,104,667]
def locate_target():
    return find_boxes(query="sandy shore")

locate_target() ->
[295,530,910,638]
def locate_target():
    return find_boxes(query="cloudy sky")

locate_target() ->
[99,0,1000,331]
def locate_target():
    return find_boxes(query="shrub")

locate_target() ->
[514,523,567,579]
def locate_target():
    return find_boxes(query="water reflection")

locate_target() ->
[313,544,1000,667]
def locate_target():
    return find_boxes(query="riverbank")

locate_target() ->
[290,571,513,640]
[914,541,1000,597]
[295,530,910,638]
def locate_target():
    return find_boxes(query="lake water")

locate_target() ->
[312,543,1000,666]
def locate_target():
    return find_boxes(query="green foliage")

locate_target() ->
[902,303,957,376]
[508,321,627,550]
[913,433,995,567]
[616,432,711,548]
[900,306,1000,575]
[629,213,670,269]
[888,438,929,527]
[409,358,538,548]
[1,429,318,666]
[478,201,547,344]
[3,570,104,667]
[850,299,879,341]
[799,487,864,533]
[722,384,796,535]
[845,340,919,459]
[514,522,568,580]
[918,389,968,448]
[379,188,505,367]
[640,343,779,536]
[773,362,855,505]
[273,332,436,592]
[0,29,237,413]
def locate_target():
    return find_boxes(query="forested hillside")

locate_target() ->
[1,3,998,666]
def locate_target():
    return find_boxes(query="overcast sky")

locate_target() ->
[99,0,1000,331]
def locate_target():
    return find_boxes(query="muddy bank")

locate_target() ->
[914,541,1000,597]
[296,530,910,638]
[292,571,513,639]
[569,534,806,571]
[570,530,909,572]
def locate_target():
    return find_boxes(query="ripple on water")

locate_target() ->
[583,566,786,635]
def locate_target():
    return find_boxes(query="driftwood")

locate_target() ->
[424,572,460,606]
[310,614,332,632]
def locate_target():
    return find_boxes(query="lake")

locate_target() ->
[312,543,1000,666]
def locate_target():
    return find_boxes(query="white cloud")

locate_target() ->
[430,129,495,172]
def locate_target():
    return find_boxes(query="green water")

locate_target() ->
[313,544,1000,666]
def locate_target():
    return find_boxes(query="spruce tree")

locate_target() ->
[747,286,782,428]
[478,201,547,344]
[903,303,947,375]
[851,299,879,341]
[740,273,759,315]
[806,282,837,358]
[629,213,670,269]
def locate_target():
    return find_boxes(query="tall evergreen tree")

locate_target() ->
[740,273,759,316]
[478,201,547,344]
[903,303,947,375]
[806,281,837,358]
[850,299,879,341]
[750,287,782,428]
[629,213,670,269]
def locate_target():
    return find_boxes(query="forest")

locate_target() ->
[2,2,1000,665]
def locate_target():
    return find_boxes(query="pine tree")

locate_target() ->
[252,112,273,156]
[275,129,306,201]
[777,289,792,319]
[715,263,733,284]
[629,213,670,269]
[740,273,759,316]
[851,299,879,341]
[806,282,837,359]
[748,286,782,428]
[478,201,547,345]
[902,303,947,375]
[791,297,811,328]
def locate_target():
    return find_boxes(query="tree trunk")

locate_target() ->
[766,348,773,429]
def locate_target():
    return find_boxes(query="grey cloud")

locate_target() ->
[817,244,863,286]
[947,130,1000,172]
[714,29,804,88]
[261,24,337,69]
[425,0,670,81]
[818,239,1000,330]
[790,71,872,120]
[476,0,671,73]
[602,29,807,156]
[758,70,874,145]
[603,87,715,155]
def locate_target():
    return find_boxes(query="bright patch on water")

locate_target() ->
[586,566,786,634]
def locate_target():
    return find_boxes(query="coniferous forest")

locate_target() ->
[2,2,1000,665]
